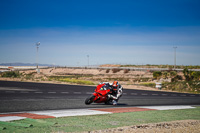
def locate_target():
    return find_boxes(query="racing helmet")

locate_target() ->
[112,81,119,90]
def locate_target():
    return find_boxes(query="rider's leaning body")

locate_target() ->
[99,81,123,105]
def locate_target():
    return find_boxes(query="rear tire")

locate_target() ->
[85,95,95,105]
[105,99,113,105]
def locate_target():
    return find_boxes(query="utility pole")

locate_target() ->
[36,42,40,73]
[173,46,177,70]
[87,55,89,67]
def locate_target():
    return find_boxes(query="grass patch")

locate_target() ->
[104,78,130,81]
[48,75,95,85]
[1,107,200,133]
[49,75,92,79]
[0,71,20,78]
[58,78,95,85]
[140,82,156,87]
[23,72,36,80]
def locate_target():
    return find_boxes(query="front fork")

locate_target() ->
[93,92,100,102]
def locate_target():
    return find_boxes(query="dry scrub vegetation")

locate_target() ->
[0,67,199,93]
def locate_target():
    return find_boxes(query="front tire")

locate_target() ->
[85,95,95,105]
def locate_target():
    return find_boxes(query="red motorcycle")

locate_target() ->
[85,83,113,105]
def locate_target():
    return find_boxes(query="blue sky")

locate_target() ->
[0,0,200,66]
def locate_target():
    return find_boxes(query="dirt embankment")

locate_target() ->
[1,67,183,92]
[85,120,200,133]
[0,67,159,90]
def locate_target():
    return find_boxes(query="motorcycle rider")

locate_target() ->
[99,81,123,105]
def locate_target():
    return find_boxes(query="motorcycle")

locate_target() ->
[85,83,113,105]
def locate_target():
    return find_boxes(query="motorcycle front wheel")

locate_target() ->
[85,95,95,105]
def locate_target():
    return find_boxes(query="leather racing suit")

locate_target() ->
[99,82,123,105]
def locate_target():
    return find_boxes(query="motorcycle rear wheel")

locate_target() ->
[85,95,95,105]
[105,99,113,105]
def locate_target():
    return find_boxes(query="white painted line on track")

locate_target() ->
[139,105,196,110]
[0,116,27,122]
[190,95,196,97]
[86,92,93,94]
[28,109,112,118]
[20,91,29,93]
[171,94,177,96]
[61,92,69,94]
[35,92,43,93]
[180,95,186,96]
[74,92,81,94]
[152,94,158,96]
[48,92,56,93]
[162,94,168,96]
[131,93,137,95]
[123,93,127,95]
[141,93,148,95]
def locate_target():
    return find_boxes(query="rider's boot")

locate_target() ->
[112,100,117,105]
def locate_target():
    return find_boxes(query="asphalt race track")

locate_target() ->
[0,81,200,113]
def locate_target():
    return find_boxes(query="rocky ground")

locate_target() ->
[85,120,200,133]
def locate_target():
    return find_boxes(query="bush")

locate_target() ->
[183,68,192,81]
[153,71,162,80]
[176,75,183,80]
[183,68,200,81]
[162,81,200,94]
[192,71,200,81]
[106,69,110,73]
[162,72,168,79]
[124,69,130,73]
[112,68,121,73]
[188,81,200,93]
[170,71,177,78]
[1,71,20,78]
